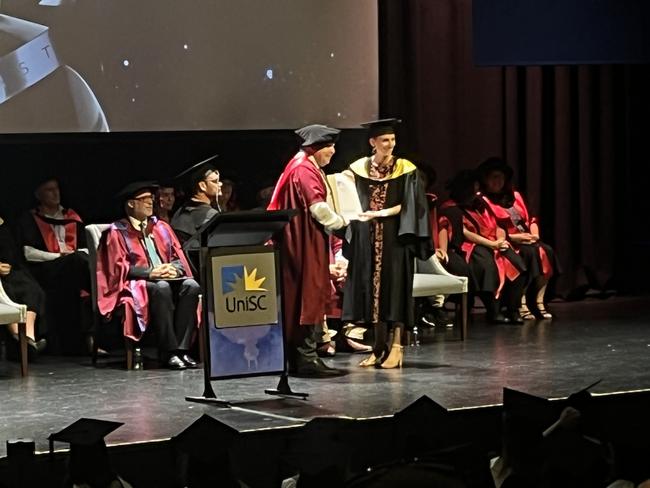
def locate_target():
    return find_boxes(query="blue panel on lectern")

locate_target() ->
[209,323,284,378]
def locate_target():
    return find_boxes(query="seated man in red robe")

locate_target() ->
[96,181,200,370]
[268,124,347,377]
[14,176,91,354]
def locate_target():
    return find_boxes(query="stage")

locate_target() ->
[2,295,650,458]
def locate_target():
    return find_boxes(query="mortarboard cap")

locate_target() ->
[393,396,464,459]
[173,154,219,193]
[173,414,238,464]
[503,387,556,425]
[565,378,601,409]
[476,156,514,181]
[115,181,159,202]
[295,124,340,148]
[49,418,123,453]
[360,117,402,138]
[156,176,178,189]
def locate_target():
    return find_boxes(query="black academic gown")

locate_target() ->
[341,158,433,327]
[0,223,46,331]
[171,200,219,277]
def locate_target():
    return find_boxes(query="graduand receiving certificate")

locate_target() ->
[327,171,363,221]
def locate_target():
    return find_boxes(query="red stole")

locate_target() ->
[31,208,83,252]
[483,192,553,279]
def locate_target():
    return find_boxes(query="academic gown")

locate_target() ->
[96,217,193,341]
[341,157,432,327]
[170,201,219,245]
[458,199,525,298]
[267,151,332,336]
[170,200,219,276]
[482,191,558,281]
[14,208,89,350]
[14,208,90,295]
[0,222,46,320]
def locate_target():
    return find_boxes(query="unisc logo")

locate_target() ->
[221,265,269,313]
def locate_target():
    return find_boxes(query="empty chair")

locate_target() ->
[412,255,469,340]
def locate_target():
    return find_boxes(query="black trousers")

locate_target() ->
[30,252,91,352]
[145,278,200,355]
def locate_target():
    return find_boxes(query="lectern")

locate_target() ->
[184,209,307,407]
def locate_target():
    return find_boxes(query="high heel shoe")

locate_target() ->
[378,345,403,369]
[358,345,388,367]
[536,303,553,319]
[519,305,536,321]
[359,353,380,367]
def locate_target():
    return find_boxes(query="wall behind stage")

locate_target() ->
[0,130,370,224]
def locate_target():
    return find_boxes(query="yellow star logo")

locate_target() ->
[244,266,267,291]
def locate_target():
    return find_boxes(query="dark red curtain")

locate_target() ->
[379,0,650,296]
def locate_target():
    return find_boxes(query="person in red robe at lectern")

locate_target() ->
[268,124,347,377]
[96,181,200,370]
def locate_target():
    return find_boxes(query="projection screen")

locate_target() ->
[0,0,378,133]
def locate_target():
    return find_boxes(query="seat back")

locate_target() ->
[0,279,27,325]
[85,224,111,313]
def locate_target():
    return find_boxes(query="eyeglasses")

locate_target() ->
[132,195,154,203]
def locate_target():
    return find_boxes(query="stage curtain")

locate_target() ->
[379,0,650,296]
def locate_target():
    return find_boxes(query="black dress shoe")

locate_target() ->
[487,313,511,325]
[28,338,47,353]
[506,314,524,325]
[180,354,198,369]
[166,355,187,370]
[292,357,346,378]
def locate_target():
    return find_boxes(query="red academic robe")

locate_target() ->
[326,235,344,319]
[268,151,331,334]
[96,217,194,341]
[30,208,84,252]
[459,203,522,298]
[482,191,553,279]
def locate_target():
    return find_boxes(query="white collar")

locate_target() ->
[128,216,149,233]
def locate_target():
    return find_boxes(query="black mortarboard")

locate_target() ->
[49,418,123,453]
[173,414,238,464]
[502,388,557,479]
[446,169,478,204]
[156,176,177,189]
[476,156,514,181]
[173,154,219,192]
[115,180,159,202]
[173,415,240,487]
[295,124,340,148]
[49,419,124,487]
[360,117,402,138]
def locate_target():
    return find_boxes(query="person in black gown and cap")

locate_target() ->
[340,118,433,369]
[171,155,222,244]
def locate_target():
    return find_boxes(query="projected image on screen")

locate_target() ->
[0,0,378,133]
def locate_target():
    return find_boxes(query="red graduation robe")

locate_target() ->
[96,217,193,341]
[482,191,553,279]
[268,151,331,335]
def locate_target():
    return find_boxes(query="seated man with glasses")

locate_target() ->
[96,181,200,370]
